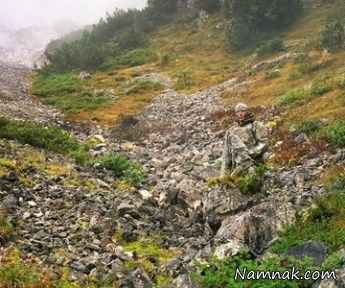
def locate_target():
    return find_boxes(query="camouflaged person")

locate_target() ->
[221,103,269,177]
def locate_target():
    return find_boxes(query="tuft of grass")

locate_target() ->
[208,165,268,195]
[335,73,345,89]
[0,216,13,243]
[174,69,193,90]
[277,88,309,106]
[264,69,281,80]
[0,249,43,288]
[294,120,323,136]
[124,80,164,95]
[325,121,345,147]
[310,78,332,97]
[95,153,146,187]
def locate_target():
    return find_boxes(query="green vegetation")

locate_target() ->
[101,48,157,70]
[335,73,345,89]
[325,121,345,148]
[0,216,13,242]
[32,73,111,114]
[264,69,281,80]
[278,77,332,106]
[237,165,268,195]
[196,251,342,288]
[45,0,182,72]
[96,153,146,186]
[175,69,193,90]
[0,118,145,185]
[278,88,308,106]
[198,179,345,288]
[294,120,323,136]
[207,165,268,195]
[224,0,302,50]
[0,118,81,155]
[0,249,113,288]
[320,19,345,52]
[256,38,285,56]
[273,190,345,254]
[122,237,176,286]
[124,79,164,95]
[0,253,42,288]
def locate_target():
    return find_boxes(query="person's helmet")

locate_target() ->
[234,103,249,113]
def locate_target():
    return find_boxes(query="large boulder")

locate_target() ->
[215,200,296,254]
[286,241,328,265]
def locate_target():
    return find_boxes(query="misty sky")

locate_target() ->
[1,0,147,29]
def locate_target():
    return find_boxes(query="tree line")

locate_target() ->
[45,0,303,73]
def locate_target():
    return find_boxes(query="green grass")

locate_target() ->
[0,250,42,288]
[95,153,146,187]
[0,118,81,155]
[124,79,164,95]
[0,249,114,288]
[32,73,111,114]
[195,251,342,288]
[278,78,332,107]
[325,121,345,147]
[278,88,309,106]
[0,216,13,242]
[273,189,345,254]
[101,48,157,70]
[294,120,323,136]
[0,117,91,165]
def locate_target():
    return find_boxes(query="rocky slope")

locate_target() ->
[0,61,61,123]
[1,59,343,286]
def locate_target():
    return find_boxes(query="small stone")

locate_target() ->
[28,201,37,207]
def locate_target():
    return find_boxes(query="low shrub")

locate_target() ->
[125,80,164,95]
[0,118,90,165]
[195,251,340,288]
[95,153,145,186]
[264,69,281,80]
[102,48,157,70]
[310,77,332,97]
[175,69,193,90]
[0,118,78,154]
[0,216,13,243]
[256,38,285,56]
[237,165,268,195]
[0,250,42,288]
[278,88,308,106]
[295,120,323,136]
[273,189,345,254]
[288,70,303,81]
[320,19,345,52]
[325,121,345,147]
[335,74,345,89]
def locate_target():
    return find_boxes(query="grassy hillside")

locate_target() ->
[31,2,345,127]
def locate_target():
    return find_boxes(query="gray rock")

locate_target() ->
[120,268,153,288]
[286,241,328,265]
[79,71,91,80]
[173,274,196,288]
[214,240,244,259]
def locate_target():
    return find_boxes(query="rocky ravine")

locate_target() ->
[1,58,344,287]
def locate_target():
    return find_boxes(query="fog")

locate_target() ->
[0,0,147,30]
